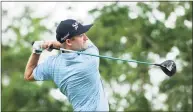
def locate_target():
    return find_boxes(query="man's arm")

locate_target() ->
[24,40,43,81]
[24,53,40,81]
[24,40,61,81]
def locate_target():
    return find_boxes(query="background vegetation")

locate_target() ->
[2,1,192,111]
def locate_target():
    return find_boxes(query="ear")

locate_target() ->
[65,39,72,46]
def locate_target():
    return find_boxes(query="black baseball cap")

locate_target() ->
[56,19,93,43]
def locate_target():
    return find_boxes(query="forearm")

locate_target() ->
[24,53,40,80]
[24,40,61,81]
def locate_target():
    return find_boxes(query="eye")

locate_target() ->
[79,34,84,37]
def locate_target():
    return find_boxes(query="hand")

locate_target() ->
[32,41,44,54]
[41,41,62,51]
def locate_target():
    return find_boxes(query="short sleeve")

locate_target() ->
[33,57,53,81]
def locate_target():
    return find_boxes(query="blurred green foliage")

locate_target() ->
[2,2,192,111]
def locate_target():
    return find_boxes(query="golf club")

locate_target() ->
[32,42,177,77]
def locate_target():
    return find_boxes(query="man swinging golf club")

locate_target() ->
[24,19,109,111]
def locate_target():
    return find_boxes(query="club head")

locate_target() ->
[159,60,177,77]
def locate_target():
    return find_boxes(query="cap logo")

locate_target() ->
[61,32,70,41]
[72,21,79,30]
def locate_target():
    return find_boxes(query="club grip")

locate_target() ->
[49,45,60,50]
[31,41,35,45]
[31,41,59,50]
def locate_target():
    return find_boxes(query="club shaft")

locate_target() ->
[55,48,155,65]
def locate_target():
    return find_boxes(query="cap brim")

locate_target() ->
[77,24,93,35]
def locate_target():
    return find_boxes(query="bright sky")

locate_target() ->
[2,1,190,111]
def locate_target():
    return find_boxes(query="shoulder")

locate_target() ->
[84,40,99,55]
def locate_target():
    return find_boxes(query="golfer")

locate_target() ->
[24,19,109,111]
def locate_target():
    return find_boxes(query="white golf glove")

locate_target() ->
[32,41,44,54]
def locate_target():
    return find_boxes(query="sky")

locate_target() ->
[2,1,190,111]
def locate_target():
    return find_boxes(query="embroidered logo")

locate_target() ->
[61,32,70,41]
[72,21,79,30]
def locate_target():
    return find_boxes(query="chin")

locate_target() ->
[82,43,88,50]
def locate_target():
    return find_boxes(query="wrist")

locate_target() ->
[32,49,42,54]
[32,41,44,54]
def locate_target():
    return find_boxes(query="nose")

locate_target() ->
[83,34,88,41]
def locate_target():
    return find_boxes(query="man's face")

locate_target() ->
[70,33,88,51]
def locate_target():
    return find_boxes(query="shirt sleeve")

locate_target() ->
[33,56,53,81]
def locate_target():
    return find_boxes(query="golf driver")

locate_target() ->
[31,42,177,77]
[50,47,176,77]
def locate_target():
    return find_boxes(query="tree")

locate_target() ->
[2,2,192,111]
[88,1,192,111]
[2,6,73,111]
